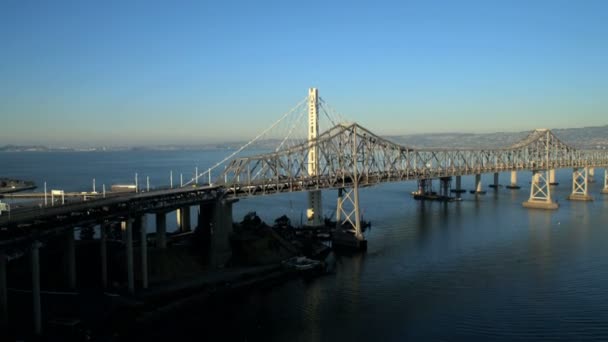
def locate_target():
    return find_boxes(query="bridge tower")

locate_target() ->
[522,130,558,210]
[306,88,324,227]
[568,167,593,201]
[333,124,366,250]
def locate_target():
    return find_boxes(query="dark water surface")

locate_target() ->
[2,152,608,341]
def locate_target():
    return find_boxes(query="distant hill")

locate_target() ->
[1,125,607,152]
[552,125,608,149]
[0,145,50,152]
[386,125,608,150]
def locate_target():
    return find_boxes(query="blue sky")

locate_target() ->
[1,0,607,146]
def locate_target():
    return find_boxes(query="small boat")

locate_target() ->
[282,256,328,279]
[281,256,322,271]
[316,233,331,240]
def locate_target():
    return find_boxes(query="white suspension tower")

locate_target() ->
[307,88,324,226]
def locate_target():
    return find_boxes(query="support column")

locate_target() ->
[100,223,108,288]
[353,180,362,240]
[523,170,558,209]
[31,241,42,335]
[471,174,485,194]
[306,87,323,227]
[307,191,323,226]
[139,215,148,289]
[211,199,237,267]
[603,168,608,194]
[439,177,451,197]
[568,167,593,201]
[489,173,499,188]
[123,220,135,294]
[336,188,343,226]
[197,204,204,230]
[155,212,167,249]
[333,186,367,249]
[506,170,520,189]
[177,206,191,232]
[589,167,595,183]
[66,227,76,289]
[332,124,366,250]
[549,169,558,186]
[197,203,213,243]
[451,175,465,194]
[0,253,7,330]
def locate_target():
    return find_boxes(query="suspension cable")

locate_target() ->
[182,97,308,186]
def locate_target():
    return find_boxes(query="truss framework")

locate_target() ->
[571,168,588,197]
[336,187,363,239]
[529,170,552,202]
[219,123,608,197]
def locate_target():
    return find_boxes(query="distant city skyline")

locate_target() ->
[1,1,607,147]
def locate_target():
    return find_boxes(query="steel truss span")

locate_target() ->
[219,124,608,197]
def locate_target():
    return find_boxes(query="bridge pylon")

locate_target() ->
[568,167,593,201]
[522,170,558,210]
[306,87,324,227]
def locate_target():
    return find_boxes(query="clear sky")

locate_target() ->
[1,0,607,146]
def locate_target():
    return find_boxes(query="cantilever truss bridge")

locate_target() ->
[219,123,608,197]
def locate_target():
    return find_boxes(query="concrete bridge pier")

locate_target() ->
[450,175,466,195]
[210,199,237,268]
[155,212,167,249]
[196,203,213,242]
[122,220,135,294]
[135,215,148,289]
[100,223,109,288]
[439,177,451,197]
[31,241,42,335]
[0,253,7,330]
[336,188,343,224]
[489,173,500,189]
[176,206,191,232]
[549,169,558,186]
[589,167,595,183]
[65,227,76,289]
[603,169,608,194]
[470,174,485,194]
[506,170,520,189]
[523,170,558,210]
[568,167,593,201]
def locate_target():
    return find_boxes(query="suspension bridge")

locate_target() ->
[1,88,608,335]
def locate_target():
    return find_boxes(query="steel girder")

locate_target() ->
[219,124,608,197]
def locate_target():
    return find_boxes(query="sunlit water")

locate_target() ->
[2,152,608,341]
